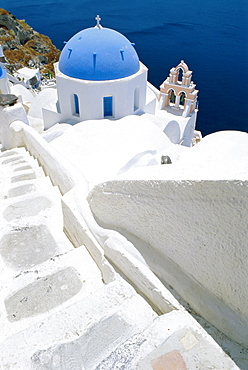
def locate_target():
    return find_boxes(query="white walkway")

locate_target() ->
[0,147,240,369]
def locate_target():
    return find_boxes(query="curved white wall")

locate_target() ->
[55,62,147,122]
[88,179,248,347]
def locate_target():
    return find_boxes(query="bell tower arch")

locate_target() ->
[159,61,198,117]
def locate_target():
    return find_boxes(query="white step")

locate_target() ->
[0,147,28,159]
[0,221,75,283]
[0,277,157,370]
[0,148,46,191]
[6,176,57,199]
[1,184,62,223]
[0,246,104,341]
[96,310,239,370]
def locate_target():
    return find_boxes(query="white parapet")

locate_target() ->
[0,103,29,149]
[87,178,248,348]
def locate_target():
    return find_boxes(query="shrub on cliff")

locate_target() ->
[0,8,60,76]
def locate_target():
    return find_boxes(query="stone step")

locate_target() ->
[1,152,41,171]
[0,216,75,271]
[0,148,46,192]
[0,148,37,166]
[9,159,45,177]
[9,168,45,184]
[0,145,73,274]
[6,176,57,199]
[1,154,36,169]
[1,184,62,223]
[0,149,37,171]
[0,146,62,226]
[0,147,28,160]
[0,246,104,342]
[96,310,239,370]
[0,276,157,370]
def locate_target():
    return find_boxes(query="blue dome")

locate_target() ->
[58,27,140,81]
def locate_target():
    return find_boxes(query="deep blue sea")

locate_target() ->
[2,0,248,136]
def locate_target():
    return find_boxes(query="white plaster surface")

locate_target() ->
[42,122,72,142]
[35,117,248,348]
[146,109,197,146]
[88,177,248,347]
[116,130,248,181]
[73,185,182,315]
[48,115,172,188]
[11,84,35,106]
[0,103,29,126]
[28,87,58,119]
[0,104,29,149]
[20,122,89,195]
[0,91,247,367]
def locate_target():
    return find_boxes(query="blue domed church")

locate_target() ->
[43,16,151,127]
[41,16,198,147]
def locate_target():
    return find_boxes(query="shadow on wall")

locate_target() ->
[163,121,180,144]
[117,150,158,175]
[181,118,195,147]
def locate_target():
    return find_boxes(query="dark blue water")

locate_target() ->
[2,0,248,136]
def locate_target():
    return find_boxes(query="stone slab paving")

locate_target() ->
[0,148,156,369]
[96,310,239,370]
[151,350,188,370]
[3,189,59,222]
[4,175,54,198]
[0,150,70,281]
[0,246,105,341]
[0,278,157,369]
[1,178,64,236]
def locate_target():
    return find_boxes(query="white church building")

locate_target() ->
[40,16,199,147]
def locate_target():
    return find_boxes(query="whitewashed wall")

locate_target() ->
[54,62,148,124]
[88,179,248,348]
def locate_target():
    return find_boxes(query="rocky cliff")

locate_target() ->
[0,8,60,76]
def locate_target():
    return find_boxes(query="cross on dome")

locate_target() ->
[95,15,102,29]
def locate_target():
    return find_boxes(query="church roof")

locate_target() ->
[58,26,140,81]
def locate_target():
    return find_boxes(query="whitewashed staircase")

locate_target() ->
[0,148,240,369]
[0,148,157,369]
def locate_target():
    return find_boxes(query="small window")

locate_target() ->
[103,96,113,117]
[73,94,80,116]
[134,87,139,111]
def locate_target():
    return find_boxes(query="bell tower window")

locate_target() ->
[169,89,176,104]
[180,92,186,106]
[178,68,183,83]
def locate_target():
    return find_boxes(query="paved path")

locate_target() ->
[0,148,240,369]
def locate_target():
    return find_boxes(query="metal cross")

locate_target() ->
[95,15,102,29]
